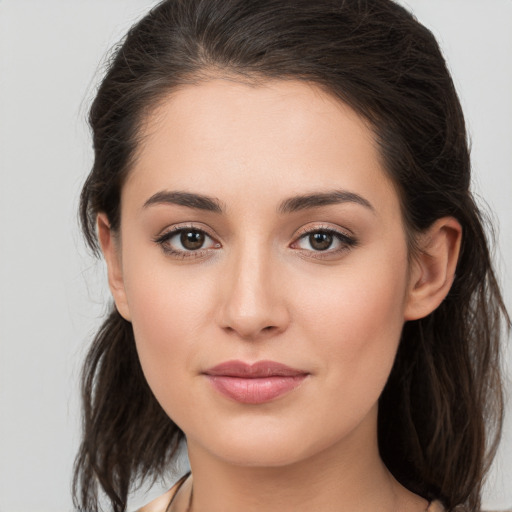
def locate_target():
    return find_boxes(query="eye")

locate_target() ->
[154,226,220,258]
[303,232,336,251]
[179,230,207,250]
[291,227,357,257]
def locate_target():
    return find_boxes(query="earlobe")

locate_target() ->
[97,213,131,322]
[404,217,462,321]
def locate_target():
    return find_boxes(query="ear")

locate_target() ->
[97,213,131,322]
[404,217,462,321]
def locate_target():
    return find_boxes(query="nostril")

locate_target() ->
[222,323,280,340]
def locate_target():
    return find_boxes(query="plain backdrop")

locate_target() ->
[0,1,511,511]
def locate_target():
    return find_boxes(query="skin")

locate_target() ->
[98,79,461,512]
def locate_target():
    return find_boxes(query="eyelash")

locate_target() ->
[153,224,357,260]
[292,226,358,259]
[153,224,219,260]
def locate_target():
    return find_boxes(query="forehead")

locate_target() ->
[125,79,400,219]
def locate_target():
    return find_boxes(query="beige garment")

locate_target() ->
[137,481,182,512]
[137,488,175,512]
[427,501,445,512]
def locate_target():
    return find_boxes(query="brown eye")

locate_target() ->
[154,227,220,257]
[309,232,333,251]
[181,230,205,250]
[291,228,357,258]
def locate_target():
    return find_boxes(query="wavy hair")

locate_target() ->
[74,1,510,510]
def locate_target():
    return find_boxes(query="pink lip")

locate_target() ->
[203,360,309,404]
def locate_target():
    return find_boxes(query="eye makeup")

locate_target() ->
[152,221,358,262]
[290,224,358,260]
[153,223,221,260]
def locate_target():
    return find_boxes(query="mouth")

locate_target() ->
[203,360,309,404]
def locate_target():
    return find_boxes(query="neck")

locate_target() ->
[180,410,425,512]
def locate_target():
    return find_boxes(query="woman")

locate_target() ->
[73,1,510,511]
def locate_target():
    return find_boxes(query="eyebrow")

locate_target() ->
[143,191,223,212]
[278,190,375,214]
[142,189,375,215]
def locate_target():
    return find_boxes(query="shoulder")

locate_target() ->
[136,487,176,512]
[137,473,190,512]
[427,501,446,512]
[426,503,512,512]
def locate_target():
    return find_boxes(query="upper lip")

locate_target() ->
[203,360,308,378]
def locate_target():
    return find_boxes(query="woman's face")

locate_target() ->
[106,79,419,468]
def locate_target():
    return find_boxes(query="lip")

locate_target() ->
[203,360,309,404]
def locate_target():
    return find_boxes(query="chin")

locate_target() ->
[211,442,312,468]
[187,416,357,470]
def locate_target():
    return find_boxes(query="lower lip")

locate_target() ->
[206,375,308,404]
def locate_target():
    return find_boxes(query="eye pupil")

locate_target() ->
[309,232,333,251]
[181,230,205,250]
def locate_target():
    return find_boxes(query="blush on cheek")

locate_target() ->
[127,273,212,395]
[297,261,407,390]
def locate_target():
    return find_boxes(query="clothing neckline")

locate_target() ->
[165,473,442,512]
[165,472,191,512]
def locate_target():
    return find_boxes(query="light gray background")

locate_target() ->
[0,1,510,511]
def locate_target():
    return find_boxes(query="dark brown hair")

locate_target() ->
[74,1,510,511]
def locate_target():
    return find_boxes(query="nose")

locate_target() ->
[217,244,290,341]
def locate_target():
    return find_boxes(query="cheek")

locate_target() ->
[310,267,406,347]
[293,247,409,399]
[122,255,218,403]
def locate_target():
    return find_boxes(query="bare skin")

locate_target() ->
[165,469,432,512]
[100,79,461,512]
